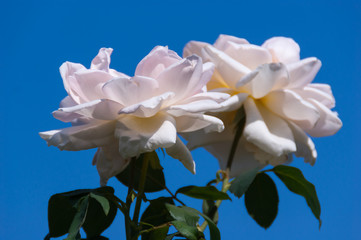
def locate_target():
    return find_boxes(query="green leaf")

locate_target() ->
[65,196,89,240]
[47,187,117,239]
[48,194,77,237]
[176,185,231,201]
[82,195,117,238]
[141,197,174,240]
[272,165,322,227]
[229,168,259,198]
[171,221,200,240]
[165,204,200,227]
[90,193,110,215]
[245,172,279,229]
[166,205,220,240]
[116,151,166,192]
[202,199,218,224]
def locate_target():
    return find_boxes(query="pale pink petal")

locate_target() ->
[286,57,322,88]
[102,76,159,106]
[239,63,289,99]
[93,144,131,186]
[183,41,210,58]
[204,140,264,178]
[55,99,122,120]
[59,62,87,104]
[59,96,77,108]
[294,85,335,108]
[213,34,249,51]
[39,120,117,151]
[223,42,272,70]
[261,89,320,129]
[155,55,203,102]
[202,45,251,88]
[288,122,317,165]
[135,46,181,79]
[115,113,177,158]
[243,98,296,157]
[90,48,113,72]
[262,37,300,64]
[308,83,333,96]
[166,136,195,174]
[171,113,224,133]
[305,99,342,137]
[119,92,175,118]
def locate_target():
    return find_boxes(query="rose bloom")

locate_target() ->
[183,34,342,177]
[40,46,229,185]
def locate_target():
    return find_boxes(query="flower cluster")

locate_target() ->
[40,35,342,183]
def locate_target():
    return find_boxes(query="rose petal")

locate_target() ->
[55,99,122,121]
[223,42,272,70]
[262,37,300,64]
[166,136,196,174]
[119,92,175,118]
[238,63,289,99]
[261,89,320,129]
[135,46,181,79]
[243,98,296,157]
[102,76,159,106]
[93,144,131,186]
[288,122,317,165]
[202,45,251,88]
[59,62,87,104]
[115,113,177,158]
[213,34,249,51]
[294,85,335,108]
[39,120,117,151]
[171,113,224,133]
[156,55,203,102]
[286,57,322,88]
[91,48,113,72]
[204,140,265,178]
[183,41,210,58]
[305,99,342,137]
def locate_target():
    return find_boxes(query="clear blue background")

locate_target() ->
[1,0,360,239]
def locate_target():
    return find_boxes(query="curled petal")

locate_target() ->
[156,55,203,101]
[204,141,265,178]
[39,120,117,151]
[135,46,181,79]
[213,34,249,51]
[55,99,122,121]
[115,113,177,158]
[119,92,175,118]
[262,37,300,64]
[171,113,224,133]
[223,42,272,70]
[238,63,289,99]
[166,136,196,174]
[93,144,131,186]
[91,48,113,72]
[287,57,322,88]
[102,76,159,106]
[294,85,335,108]
[261,89,320,129]
[243,98,296,157]
[183,41,210,58]
[288,122,317,165]
[60,62,87,104]
[305,99,342,137]
[202,45,251,88]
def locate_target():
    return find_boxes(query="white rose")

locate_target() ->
[40,46,229,185]
[183,35,342,177]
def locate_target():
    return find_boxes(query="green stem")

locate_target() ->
[131,155,150,239]
[199,175,231,232]
[125,158,137,240]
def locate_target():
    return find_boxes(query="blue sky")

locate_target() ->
[1,0,360,239]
